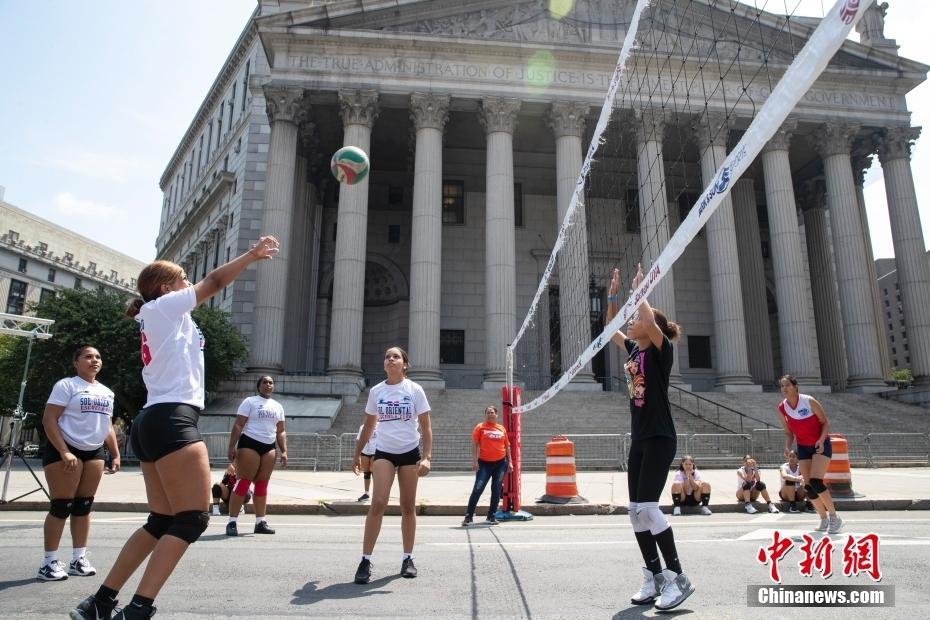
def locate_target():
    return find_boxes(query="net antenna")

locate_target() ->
[0,312,54,504]
[511,0,877,415]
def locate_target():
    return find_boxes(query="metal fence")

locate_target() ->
[119,430,930,470]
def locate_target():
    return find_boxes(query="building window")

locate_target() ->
[886,311,892,320]
[891,335,895,343]
[906,356,910,364]
[884,299,889,307]
[903,330,907,339]
[241,60,250,112]
[74,278,82,290]
[514,183,524,228]
[440,330,465,364]
[442,181,465,224]
[17,258,27,273]
[6,279,27,314]
[39,288,55,304]
[883,288,887,296]
[892,347,897,355]
[625,189,640,233]
[688,335,712,369]
[904,343,909,351]
[388,224,401,244]
[48,268,56,282]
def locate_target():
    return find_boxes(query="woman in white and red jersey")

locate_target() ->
[776,374,841,534]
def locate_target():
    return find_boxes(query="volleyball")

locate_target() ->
[330,146,370,185]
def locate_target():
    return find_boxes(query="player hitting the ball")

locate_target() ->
[352,346,432,584]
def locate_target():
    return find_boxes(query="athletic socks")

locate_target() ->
[228,516,238,524]
[43,550,58,566]
[256,516,267,525]
[671,494,682,508]
[654,527,682,575]
[402,553,412,561]
[96,585,119,605]
[633,530,662,575]
[72,547,87,561]
[701,493,711,507]
[362,554,372,561]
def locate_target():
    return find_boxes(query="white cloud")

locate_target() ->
[54,192,128,221]
[32,150,154,183]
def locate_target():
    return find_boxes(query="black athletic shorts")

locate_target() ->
[797,438,832,460]
[374,447,421,468]
[237,433,276,456]
[130,402,203,463]
[42,441,105,467]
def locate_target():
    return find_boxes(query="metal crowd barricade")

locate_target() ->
[686,434,752,468]
[751,429,789,467]
[866,433,930,466]
[837,433,869,467]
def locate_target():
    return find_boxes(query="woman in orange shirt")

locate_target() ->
[462,405,513,526]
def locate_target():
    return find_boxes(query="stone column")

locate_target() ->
[760,121,820,385]
[327,90,379,384]
[549,101,598,389]
[731,178,775,385]
[877,126,930,384]
[249,86,304,372]
[480,97,520,387]
[799,180,847,391]
[694,112,757,391]
[407,93,450,387]
[852,152,893,381]
[633,108,684,385]
[815,123,885,391]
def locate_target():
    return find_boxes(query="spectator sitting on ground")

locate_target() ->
[779,450,815,513]
[736,455,780,514]
[211,463,251,515]
[670,455,712,516]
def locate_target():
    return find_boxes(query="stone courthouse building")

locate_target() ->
[157,0,930,399]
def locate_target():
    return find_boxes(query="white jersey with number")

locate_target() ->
[365,378,430,454]
[136,286,205,409]
[47,376,114,450]
[237,395,285,444]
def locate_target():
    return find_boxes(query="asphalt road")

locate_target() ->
[1,511,928,619]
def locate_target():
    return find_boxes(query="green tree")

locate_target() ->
[0,288,248,430]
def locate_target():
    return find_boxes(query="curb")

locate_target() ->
[2,500,929,515]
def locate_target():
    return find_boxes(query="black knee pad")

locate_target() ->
[810,478,827,494]
[756,481,767,492]
[363,472,372,480]
[49,498,73,519]
[211,484,223,499]
[165,510,209,544]
[71,496,94,517]
[804,483,819,500]
[143,512,174,539]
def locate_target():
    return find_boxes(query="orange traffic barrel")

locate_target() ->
[824,434,857,499]
[537,436,587,504]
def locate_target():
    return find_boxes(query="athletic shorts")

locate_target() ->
[130,403,203,463]
[674,491,701,507]
[360,451,375,458]
[741,481,767,491]
[374,447,421,468]
[42,441,105,467]
[797,438,832,460]
[237,433,276,456]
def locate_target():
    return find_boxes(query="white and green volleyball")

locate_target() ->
[330,146,370,185]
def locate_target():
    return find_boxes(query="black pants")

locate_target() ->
[627,436,677,503]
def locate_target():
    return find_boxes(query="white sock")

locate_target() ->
[402,553,412,561]
[362,554,372,561]
[228,516,237,524]
[72,547,87,561]
[256,516,267,525]
[43,550,58,566]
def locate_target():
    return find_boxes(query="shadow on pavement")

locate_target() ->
[612,606,695,618]
[291,575,401,604]
[0,577,40,593]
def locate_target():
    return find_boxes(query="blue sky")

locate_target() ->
[0,0,928,263]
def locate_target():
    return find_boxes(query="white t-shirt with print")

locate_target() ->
[357,423,378,455]
[365,378,431,454]
[47,376,114,450]
[673,469,702,489]
[237,395,285,444]
[136,286,205,409]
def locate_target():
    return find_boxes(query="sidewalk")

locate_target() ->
[2,464,929,515]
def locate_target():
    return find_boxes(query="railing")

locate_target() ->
[669,385,777,433]
[115,431,930,470]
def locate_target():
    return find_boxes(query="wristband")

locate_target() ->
[607,295,618,303]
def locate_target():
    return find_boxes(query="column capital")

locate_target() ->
[761,120,797,154]
[338,89,380,128]
[263,86,306,124]
[813,123,860,158]
[876,125,922,164]
[632,107,668,143]
[480,97,521,134]
[796,178,826,212]
[409,93,450,131]
[851,152,874,187]
[693,111,732,151]
[548,101,590,139]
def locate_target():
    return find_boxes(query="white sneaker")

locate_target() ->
[630,567,660,605]
[212,504,221,516]
[36,560,68,581]
[67,555,96,576]
[828,515,843,534]
[767,503,780,514]
[672,506,681,516]
[745,503,758,514]
[700,505,712,516]
[655,569,695,611]
[816,516,829,531]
